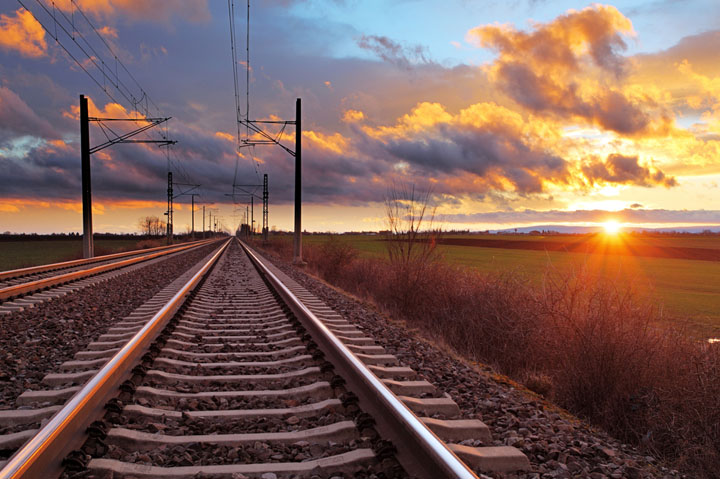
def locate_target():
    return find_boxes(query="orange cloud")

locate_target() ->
[107,199,170,210]
[303,131,348,154]
[361,101,568,193]
[63,96,146,121]
[0,197,172,215]
[360,100,678,195]
[215,131,235,142]
[342,109,365,123]
[97,25,118,39]
[51,0,210,23]
[467,5,672,136]
[0,8,46,58]
[581,154,676,188]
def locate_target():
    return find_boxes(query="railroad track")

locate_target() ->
[0,239,217,313]
[0,238,529,478]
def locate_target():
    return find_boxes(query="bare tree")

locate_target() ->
[384,183,442,309]
[385,182,440,266]
[137,216,166,237]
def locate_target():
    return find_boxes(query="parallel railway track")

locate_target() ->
[0,239,216,312]
[0,238,528,478]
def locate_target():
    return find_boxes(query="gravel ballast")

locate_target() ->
[0,242,221,407]
[258,248,689,479]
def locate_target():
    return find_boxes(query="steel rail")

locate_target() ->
[0,239,220,301]
[240,240,479,479]
[0,238,231,479]
[0,239,215,281]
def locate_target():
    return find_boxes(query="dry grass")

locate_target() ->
[258,234,719,477]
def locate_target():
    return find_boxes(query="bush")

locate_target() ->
[313,237,358,283]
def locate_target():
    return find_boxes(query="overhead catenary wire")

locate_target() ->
[16,0,208,210]
[228,0,263,185]
[17,0,171,146]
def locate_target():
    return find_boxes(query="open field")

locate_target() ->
[0,239,142,271]
[301,233,720,339]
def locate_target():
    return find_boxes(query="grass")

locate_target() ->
[0,239,144,271]
[302,234,720,339]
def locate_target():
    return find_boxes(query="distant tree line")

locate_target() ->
[137,216,167,237]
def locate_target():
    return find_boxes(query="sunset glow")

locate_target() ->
[0,2,719,233]
[602,220,622,235]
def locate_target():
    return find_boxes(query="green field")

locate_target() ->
[303,234,720,339]
[0,239,141,271]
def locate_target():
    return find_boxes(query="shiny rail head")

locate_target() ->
[238,240,479,479]
[0,238,217,281]
[0,239,219,302]
[0,239,231,479]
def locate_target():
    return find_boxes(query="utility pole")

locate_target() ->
[166,172,173,244]
[80,95,94,258]
[293,98,304,264]
[263,174,268,242]
[250,197,254,235]
[77,93,174,258]
[190,194,199,240]
[202,205,206,239]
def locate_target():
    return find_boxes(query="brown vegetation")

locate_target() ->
[259,229,719,477]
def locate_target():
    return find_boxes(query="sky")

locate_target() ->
[0,0,719,234]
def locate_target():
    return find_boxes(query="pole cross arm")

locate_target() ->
[239,118,296,157]
[88,117,170,122]
[173,184,200,199]
[89,117,173,154]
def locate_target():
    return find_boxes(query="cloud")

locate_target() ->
[360,101,568,195]
[467,5,672,135]
[52,0,210,23]
[97,25,118,39]
[582,153,676,188]
[342,109,365,122]
[357,35,432,70]
[0,86,58,140]
[0,8,46,58]
[441,208,720,225]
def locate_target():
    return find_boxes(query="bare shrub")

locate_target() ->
[524,372,553,397]
[260,236,294,261]
[383,183,442,314]
[314,237,358,283]
[648,343,720,474]
[536,268,671,436]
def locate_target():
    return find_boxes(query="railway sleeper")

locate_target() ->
[122,398,343,420]
[244,246,531,475]
[85,448,377,479]
[134,381,334,402]
[159,345,306,360]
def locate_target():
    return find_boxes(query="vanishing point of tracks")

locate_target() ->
[0,238,529,478]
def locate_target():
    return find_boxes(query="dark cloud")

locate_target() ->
[382,125,567,194]
[0,86,58,140]
[582,154,676,188]
[357,35,433,70]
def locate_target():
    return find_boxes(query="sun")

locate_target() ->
[602,220,621,235]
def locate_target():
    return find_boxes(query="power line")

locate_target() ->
[228,0,262,183]
[17,0,170,143]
